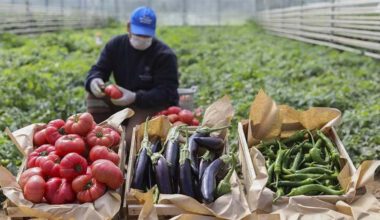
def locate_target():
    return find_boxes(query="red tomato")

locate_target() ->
[162,110,169,115]
[86,126,114,148]
[60,153,87,181]
[23,175,45,203]
[55,134,86,157]
[19,167,44,189]
[167,106,181,115]
[39,153,61,178]
[89,145,120,165]
[167,114,179,123]
[91,121,97,129]
[27,144,56,168]
[45,177,75,204]
[192,118,200,126]
[104,127,121,146]
[72,173,106,203]
[64,112,94,136]
[104,84,123,99]
[47,119,65,128]
[178,109,194,125]
[33,128,48,147]
[91,159,123,190]
[45,122,66,145]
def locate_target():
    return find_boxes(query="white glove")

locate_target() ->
[90,78,105,98]
[111,86,136,106]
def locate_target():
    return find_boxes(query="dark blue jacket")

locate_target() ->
[85,34,179,108]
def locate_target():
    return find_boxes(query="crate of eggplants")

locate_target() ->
[131,123,237,204]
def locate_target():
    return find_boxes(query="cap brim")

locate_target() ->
[131,24,155,37]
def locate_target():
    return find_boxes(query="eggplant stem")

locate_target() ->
[216,164,235,198]
[201,150,213,161]
[179,144,189,165]
[152,185,159,204]
[219,154,232,164]
[179,130,190,165]
[150,153,162,165]
[196,125,230,134]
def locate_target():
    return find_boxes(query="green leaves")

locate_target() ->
[165,23,380,166]
[0,22,379,179]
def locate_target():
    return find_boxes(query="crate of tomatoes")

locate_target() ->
[0,108,134,220]
[155,106,202,126]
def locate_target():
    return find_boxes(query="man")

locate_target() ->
[84,6,179,150]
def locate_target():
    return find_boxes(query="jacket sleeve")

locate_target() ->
[134,53,179,108]
[84,39,115,93]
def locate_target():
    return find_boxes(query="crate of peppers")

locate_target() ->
[0,108,134,220]
[125,96,251,219]
[237,90,358,213]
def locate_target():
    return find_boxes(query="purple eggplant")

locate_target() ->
[151,153,173,194]
[131,118,152,191]
[188,132,205,177]
[147,140,161,189]
[179,144,195,198]
[164,126,182,192]
[188,125,230,178]
[201,154,232,203]
[151,139,162,153]
[164,139,180,192]
[199,150,214,180]
[194,137,225,152]
[131,147,148,190]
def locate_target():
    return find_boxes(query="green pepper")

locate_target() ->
[281,149,291,170]
[317,130,340,168]
[287,184,344,196]
[266,158,272,169]
[263,146,276,160]
[290,151,303,172]
[266,163,275,185]
[310,147,328,165]
[283,173,338,180]
[324,146,330,163]
[296,167,334,174]
[259,139,278,149]
[282,130,307,145]
[273,187,284,202]
[304,162,330,168]
[274,141,286,187]
[303,142,314,149]
[271,177,318,187]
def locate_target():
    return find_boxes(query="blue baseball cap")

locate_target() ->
[130,6,156,37]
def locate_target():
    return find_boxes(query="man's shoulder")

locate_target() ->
[153,38,176,57]
[107,34,129,46]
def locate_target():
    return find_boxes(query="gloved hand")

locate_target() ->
[90,78,105,98]
[111,86,136,106]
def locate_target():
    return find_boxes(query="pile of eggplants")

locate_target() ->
[131,123,237,203]
[259,129,344,202]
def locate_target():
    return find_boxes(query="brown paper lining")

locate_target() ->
[0,108,134,220]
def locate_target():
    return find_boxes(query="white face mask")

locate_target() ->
[130,35,153,50]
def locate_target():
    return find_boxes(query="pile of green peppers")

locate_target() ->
[259,129,345,202]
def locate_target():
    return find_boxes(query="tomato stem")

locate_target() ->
[74,164,83,173]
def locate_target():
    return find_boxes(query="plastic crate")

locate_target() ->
[177,86,197,110]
